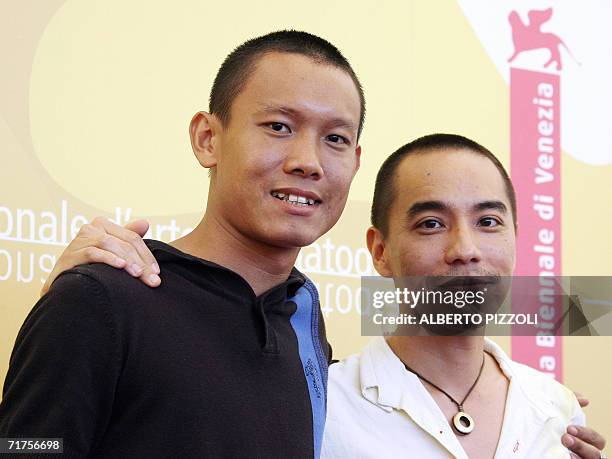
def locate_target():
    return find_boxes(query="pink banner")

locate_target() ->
[510,68,563,382]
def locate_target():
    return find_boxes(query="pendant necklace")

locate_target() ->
[403,354,485,435]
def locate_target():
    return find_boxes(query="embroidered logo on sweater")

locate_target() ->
[305,358,322,399]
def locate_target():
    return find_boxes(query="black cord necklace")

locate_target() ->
[404,355,485,435]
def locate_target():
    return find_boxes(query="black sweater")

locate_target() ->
[0,240,330,458]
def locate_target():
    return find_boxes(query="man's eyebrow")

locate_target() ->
[258,104,299,116]
[257,104,356,131]
[407,201,448,218]
[406,200,509,218]
[474,200,508,213]
[326,118,357,132]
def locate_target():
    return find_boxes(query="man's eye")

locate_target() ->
[479,217,501,227]
[268,122,290,133]
[418,219,443,230]
[326,134,348,145]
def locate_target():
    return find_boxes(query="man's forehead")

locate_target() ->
[242,53,361,118]
[395,149,510,208]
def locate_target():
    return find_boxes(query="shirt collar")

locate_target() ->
[482,338,560,420]
[359,337,405,412]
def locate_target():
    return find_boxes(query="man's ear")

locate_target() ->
[366,226,393,277]
[189,111,220,169]
[354,145,362,173]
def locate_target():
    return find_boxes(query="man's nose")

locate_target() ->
[444,224,482,265]
[283,134,324,179]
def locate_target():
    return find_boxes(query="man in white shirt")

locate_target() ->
[325,335,585,458]
[322,134,601,459]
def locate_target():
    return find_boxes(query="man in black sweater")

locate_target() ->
[0,31,364,457]
[3,242,330,457]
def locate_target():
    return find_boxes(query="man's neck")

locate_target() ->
[170,213,300,296]
[386,335,486,395]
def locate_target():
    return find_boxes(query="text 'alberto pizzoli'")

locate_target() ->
[372,312,539,327]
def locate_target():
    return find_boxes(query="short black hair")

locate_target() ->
[209,30,366,139]
[371,133,517,236]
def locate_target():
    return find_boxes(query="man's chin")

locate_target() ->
[260,228,322,250]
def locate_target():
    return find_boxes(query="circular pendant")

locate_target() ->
[452,411,474,435]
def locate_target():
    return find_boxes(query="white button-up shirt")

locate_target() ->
[322,337,585,458]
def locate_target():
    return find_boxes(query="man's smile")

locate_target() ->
[271,188,322,207]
